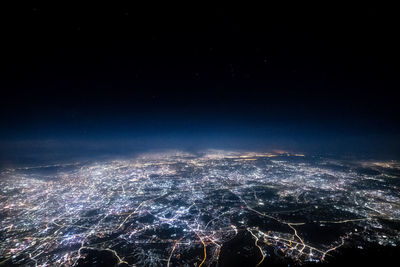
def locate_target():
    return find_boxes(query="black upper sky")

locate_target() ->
[0,3,399,160]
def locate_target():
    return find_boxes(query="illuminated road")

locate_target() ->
[0,150,399,266]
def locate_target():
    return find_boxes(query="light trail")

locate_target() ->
[321,236,346,261]
[116,201,146,230]
[167,238,182,267]
[248,229,266,267]
[253,229,328,256]
[104,248,129,265]
[194,231,207,267]
[319,218,370,224]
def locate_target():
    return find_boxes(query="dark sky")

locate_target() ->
[1,3,399,162]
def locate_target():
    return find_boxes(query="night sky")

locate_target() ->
[1,3,399,164]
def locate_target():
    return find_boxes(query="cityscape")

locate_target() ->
[1,150,399,266]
